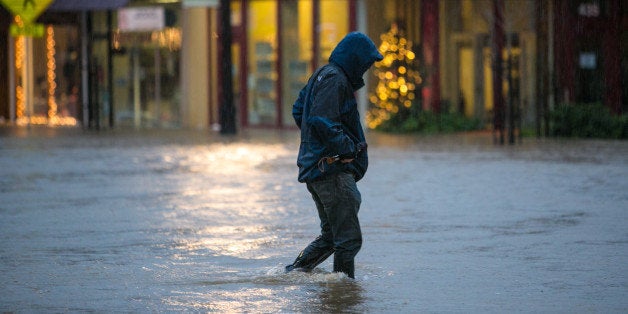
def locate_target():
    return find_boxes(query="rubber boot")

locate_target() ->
[333,253,355,279]
[285,236,334,273]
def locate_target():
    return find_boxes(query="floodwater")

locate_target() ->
[1,128,627,312]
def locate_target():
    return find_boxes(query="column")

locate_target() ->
[181,7,210,129]
[421,0,440,113]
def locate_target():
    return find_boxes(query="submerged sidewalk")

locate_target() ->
[1,127,627,312]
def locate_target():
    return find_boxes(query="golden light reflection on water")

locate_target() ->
[174,226,280,260]
[162,277,364,312]
[183,143,292,174]
[163,142,296,260]
[164,288,290,312]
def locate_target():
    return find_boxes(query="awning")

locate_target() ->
[47,0,130,11]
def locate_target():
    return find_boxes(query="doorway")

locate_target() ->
[111,29,181,128]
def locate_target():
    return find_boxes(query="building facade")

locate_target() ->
[1,0,625,132]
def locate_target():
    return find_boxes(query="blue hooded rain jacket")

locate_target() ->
[292,32,383,183]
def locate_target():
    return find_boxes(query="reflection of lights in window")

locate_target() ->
[112,29,121,50]
[151,27,182,51]
[114,27,182,51]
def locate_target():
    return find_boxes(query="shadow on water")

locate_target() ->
[314,280,366,313]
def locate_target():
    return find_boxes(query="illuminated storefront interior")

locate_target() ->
[236,0,352,128]
[12,22,80,126]
[108,8,182,128]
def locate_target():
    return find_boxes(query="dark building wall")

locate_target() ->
[554,0,623,114]
[0,6,10,121]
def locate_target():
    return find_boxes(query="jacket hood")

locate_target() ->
[329,32,383,91]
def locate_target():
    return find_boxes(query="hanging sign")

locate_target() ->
[183,0,219,8]
[118,7,165,32]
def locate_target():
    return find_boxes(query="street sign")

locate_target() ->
[10,22,44,37]
[0,0,54,24]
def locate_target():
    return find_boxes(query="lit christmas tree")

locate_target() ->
[367,23,422,130]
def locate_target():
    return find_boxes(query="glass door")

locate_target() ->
[111,7,181,129]
[247,0,278,126]
[280,0,313,127]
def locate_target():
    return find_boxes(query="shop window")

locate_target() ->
[574,0,607,18]
[280,0,313,127]
[14,25,80,126]
[319,0,349,65]
[247,0,277,126]
[112,6,182,128]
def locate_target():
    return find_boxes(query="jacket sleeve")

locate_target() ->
[307,74,356,157]
[292,86,306,129]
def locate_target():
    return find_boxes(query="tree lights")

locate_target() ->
[367,24,422,130]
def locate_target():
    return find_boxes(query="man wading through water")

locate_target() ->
[286,32,383,279]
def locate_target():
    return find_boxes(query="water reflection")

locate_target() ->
[158,141,298,258]
[155,141,365,312]
[172,225,280,259]
[314,280,366,313]
[165,288,288,312]
[161,270,365,312]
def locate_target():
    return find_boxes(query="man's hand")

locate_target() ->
[357,142,368,152]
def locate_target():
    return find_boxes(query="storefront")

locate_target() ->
[1,0,357,129]
[0,9,84,126]
[118,0,357,130]
[0,0,181,129]
[553,0,624,114]
[227,0,356,128]
[437,0,539,129]
[5,0,619,131]
[106,4,182,128]
[0,0,129,127]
